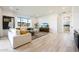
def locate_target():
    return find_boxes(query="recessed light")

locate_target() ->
[35,14,39,17]
[9,7,13,10]
[49,10,53,13]
[62,7,66,10]
[62,11,66,14]
[16,8,19,10]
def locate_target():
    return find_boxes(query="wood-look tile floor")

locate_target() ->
[0,32,78,52]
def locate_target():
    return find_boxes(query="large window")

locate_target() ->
[16,16,32,28]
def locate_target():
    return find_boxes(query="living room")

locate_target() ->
[0,6,79,52]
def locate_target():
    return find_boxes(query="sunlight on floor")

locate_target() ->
[0,32,78,52]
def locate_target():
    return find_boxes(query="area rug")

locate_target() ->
[32,32,48,40]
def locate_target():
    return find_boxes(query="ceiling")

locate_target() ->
[0,6,72,17]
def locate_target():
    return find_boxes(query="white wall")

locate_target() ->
[72,7,79,31]
[57,14,62,33]
[31,17,39,28]
[0,8,3,37]
[2,10,15,17]
[37,14,57,32]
